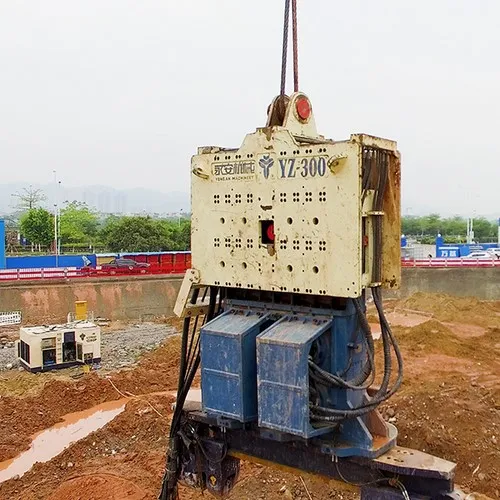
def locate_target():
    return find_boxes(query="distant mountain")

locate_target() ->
[0,183,496,220]
[0,183,190,215]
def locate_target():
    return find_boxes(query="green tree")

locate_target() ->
[157,219,191,250]
[60,201,100,247]
[401,214,496,243]
[472,218,495,242]
[401,216,421,236]
[100,216,171,252]
[175,219,191,250]
[20,208,54,247]
[441,216,467,238]
[420,213,441,236]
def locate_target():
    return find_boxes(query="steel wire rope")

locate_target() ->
[280,0,290,95]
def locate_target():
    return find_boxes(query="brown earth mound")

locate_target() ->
[394,316,499,367]
[400,293,500,328]
[0,292,499,499]
[48,474,148,500]
[394,319,473,357]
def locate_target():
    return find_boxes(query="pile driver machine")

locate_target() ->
[160,3,467,499]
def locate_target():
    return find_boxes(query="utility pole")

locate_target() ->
[57,180,62,255]
[53,170,59,267]
[466,217,475,244]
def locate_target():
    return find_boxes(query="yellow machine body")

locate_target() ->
[189,93,401,299]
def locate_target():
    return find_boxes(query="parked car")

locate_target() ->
[486,248,500,259]
[101,258,150,271]
[464,251,494,260]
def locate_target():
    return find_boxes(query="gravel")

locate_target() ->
[0,343,17,371]
[99,323,178,371]
[0,323,179,372]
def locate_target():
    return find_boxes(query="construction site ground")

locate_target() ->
[0,292,498,500]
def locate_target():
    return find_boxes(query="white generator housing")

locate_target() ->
[17,321,101,373]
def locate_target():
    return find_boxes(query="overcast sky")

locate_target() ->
[0,1,498,216]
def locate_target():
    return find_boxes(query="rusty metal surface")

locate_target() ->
[190,93,401,300]
[181,407,461,498]
[381,151,402,290]
[257,315,330,345]
[369,445,456,480]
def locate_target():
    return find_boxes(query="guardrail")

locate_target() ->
[0,311,22,326]
[0,257,498,282]
[0,267,81,281]
[0,263,188,282]
[402,258,500,268]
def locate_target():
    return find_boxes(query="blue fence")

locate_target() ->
[0,220,5,270]
[6,254,97,269]
[435,235,498,257]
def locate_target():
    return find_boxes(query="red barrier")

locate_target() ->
[1,255,498,282]
[401,258,500,268]
[0,267,81,281]
[0,262,188,282]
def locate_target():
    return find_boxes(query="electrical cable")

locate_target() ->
[193,430,228,465]
[308,296,376,393]
[176,288,199,396]
[334,459,410,499]
[310,150,403,423]
[308,302,376,390]
[310,292,403,421]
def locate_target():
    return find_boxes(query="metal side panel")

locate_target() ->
[257,316,332,437]
[201,309,275,422]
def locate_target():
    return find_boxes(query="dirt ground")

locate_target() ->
[0,292,498,500]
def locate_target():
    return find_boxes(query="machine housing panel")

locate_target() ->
[190,95,400,298]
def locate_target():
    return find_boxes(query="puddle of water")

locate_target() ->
[387,311,430,328]
[369,325,382,340]
[170,388,202,411]
[185,388,201,403]
[0,399,127,483]
[443,322,487,338]
[370,311,432,339]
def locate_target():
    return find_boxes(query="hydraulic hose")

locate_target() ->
[159,287,219,500]
[310,288,403,422]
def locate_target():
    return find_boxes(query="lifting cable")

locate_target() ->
[292,0,299,93]
[280,0,299,95]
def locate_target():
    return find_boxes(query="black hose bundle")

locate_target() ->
[159,286,219,500]
[308,299,375,392]
[310,288,403,422]
[310,149,403,423]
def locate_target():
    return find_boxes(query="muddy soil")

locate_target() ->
[0,293,498,499]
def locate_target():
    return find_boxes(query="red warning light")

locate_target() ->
[296,97,311,121]
[266,223,275,242]
[260,220,275,244]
